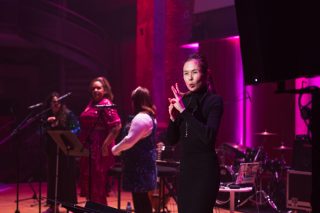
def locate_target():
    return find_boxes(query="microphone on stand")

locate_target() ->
[57,92,72,102]
[95,104,117,109]
[28,92,72,110]
[28,102,44,110]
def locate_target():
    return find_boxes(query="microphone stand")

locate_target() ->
[37,112,48,213]
[81,108,106,201]
[13,112,33,213]
[0,107,51,213]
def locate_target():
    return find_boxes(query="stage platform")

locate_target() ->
[0,182,276,213]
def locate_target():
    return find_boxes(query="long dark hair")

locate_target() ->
[184,52,215,92]
[46,91,70,128]
[131,86,156,116]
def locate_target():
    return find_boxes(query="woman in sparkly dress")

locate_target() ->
[79,76,121,204]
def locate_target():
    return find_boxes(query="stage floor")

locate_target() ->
[0,182,276,213]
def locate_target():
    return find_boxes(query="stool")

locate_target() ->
[156,165,178,213]
[108,164,179,212]
[218,186,252,213]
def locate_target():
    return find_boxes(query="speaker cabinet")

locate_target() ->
[286,170,312,212]
[292,137,312,172]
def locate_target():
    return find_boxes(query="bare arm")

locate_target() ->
[102,123,122,156]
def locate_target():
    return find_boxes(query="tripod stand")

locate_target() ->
[14,177,40,207]
[24,179,47,208]
[47,130,88,213]
[237,165,280,212]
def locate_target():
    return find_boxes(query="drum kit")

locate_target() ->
[216,130,292,212]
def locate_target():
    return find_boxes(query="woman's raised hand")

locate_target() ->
[169,83,186,113]
[168,99,178,121]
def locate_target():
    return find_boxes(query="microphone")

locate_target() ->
[57,92,72,102]
[27,92,71,110]
[28,102,44,110]
[95,104,117,109]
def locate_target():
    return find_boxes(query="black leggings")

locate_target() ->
[132,192,152,213]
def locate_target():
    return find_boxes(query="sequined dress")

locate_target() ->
[121,114,157,192]
[79,98,121,204]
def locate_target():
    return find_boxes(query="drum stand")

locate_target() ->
[239,137,280,211]
[237,171,280,212]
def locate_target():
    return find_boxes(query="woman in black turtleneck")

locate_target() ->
[167,53,223,213]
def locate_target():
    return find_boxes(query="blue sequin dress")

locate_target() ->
[121,114,157,192]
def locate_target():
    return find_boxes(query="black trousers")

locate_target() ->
[132,192,152,213]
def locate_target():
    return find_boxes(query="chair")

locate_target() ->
[107,163,179,213]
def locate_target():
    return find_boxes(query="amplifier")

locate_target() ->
[286,169,312,212]
[63,201,126,213]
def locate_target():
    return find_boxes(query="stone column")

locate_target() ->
[136,0,194,125]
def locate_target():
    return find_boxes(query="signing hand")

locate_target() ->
[168,100,179,121]
[169,83,186,113]
[173,82,186,96]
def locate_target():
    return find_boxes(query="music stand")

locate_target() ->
[47,130,88,157]
[47,130,88,213]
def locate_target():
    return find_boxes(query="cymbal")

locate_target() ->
[223,143,248,153]
[273,145,292,151]
[255,130,277,136]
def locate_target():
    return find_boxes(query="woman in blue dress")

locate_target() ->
[112,86,157,213]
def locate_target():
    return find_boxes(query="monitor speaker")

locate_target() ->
[85,201,126,213]
[63,201,126,213]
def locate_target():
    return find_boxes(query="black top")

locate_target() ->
[45,110,79,205]
[167,86,223,213]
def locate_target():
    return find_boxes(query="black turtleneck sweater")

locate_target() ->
[167,86,223,213]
